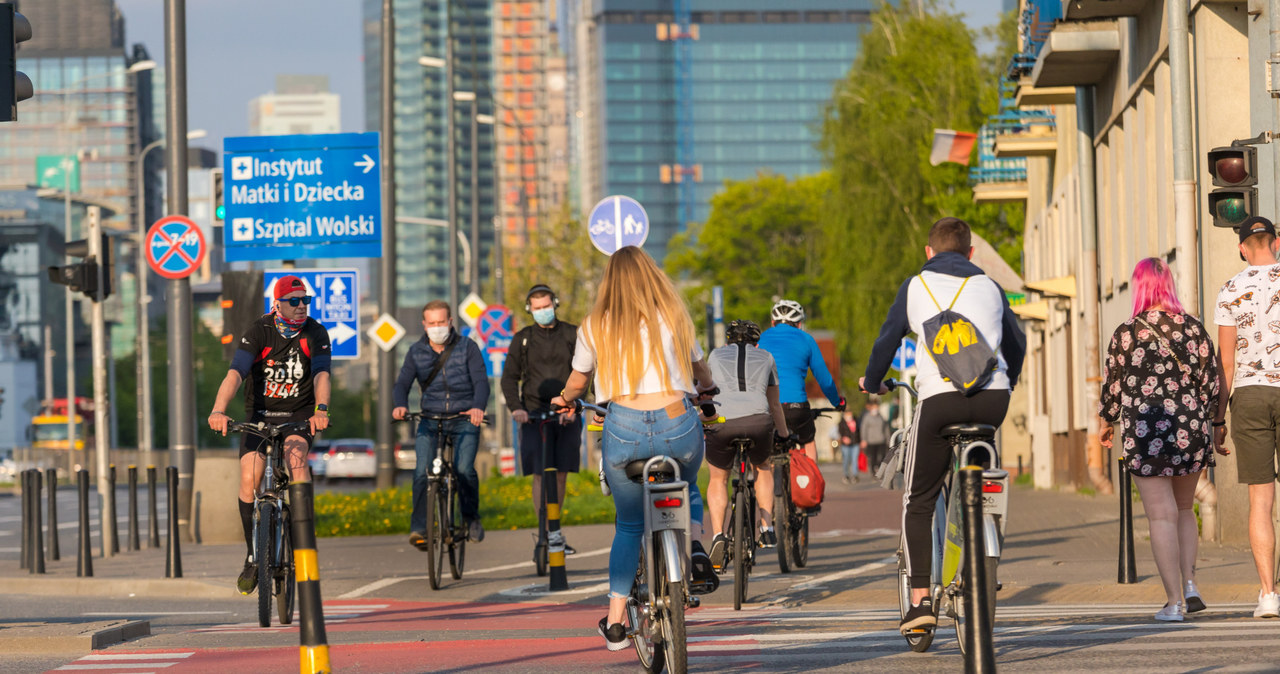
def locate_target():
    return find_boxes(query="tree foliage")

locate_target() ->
[666,172,832,326]
[501,202,608,327]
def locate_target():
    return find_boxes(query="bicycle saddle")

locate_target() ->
[940,423,996,438]
[624,459,676,483]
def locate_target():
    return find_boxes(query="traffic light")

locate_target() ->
[210,168,224,223]
[1207,145,1258,229]
[1,4,33,123]
[47,233,112,302]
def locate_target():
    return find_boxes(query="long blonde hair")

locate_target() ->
[584,246,697,396]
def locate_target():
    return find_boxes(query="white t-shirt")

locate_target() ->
[908,272,1011,400]
[571,317,704,402]
[1213,263,1280,388]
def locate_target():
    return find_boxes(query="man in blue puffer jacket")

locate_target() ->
[393,300,490,545]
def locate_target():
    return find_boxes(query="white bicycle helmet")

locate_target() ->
[771,299,805,324]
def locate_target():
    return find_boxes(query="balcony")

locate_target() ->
[1008,0,1063,80]
[993,115,1058,158]
[1014,78,1077,106]
[1030,20,1121,87]
[1062,0,1150,21]
[970,126,1029,204]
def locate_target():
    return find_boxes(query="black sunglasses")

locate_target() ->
[280,296,312,307]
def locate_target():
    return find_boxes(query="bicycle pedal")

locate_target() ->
[688,596,701,609]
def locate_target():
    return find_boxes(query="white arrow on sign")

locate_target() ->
[328,322,358,345]
[329,276,348,300]
[354,154,376,174]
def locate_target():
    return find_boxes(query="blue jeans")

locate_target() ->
[411,416,480,531]
[841,443,859,479]
[601,399,705,599]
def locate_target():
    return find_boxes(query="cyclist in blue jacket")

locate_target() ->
[758,300,845,474]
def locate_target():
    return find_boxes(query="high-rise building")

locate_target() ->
[362,0,496,321]
[575,0,873,262]
[248,75,342,136]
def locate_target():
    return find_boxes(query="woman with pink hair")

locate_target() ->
[1100,258,1226,621]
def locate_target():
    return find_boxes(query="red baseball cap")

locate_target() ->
[273,275,307,300]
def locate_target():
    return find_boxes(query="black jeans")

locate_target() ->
[902,389,1010,589]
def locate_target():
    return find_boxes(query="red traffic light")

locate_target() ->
[1207,146,1257,187]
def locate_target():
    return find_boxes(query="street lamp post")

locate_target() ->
[134,129,205,470]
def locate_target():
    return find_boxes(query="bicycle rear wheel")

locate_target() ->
[627,557,664,673]
[657,541,688,674]
[774,493,791,573]
[276,507,296,625]
[733,487,749,611]
[449,480,465,580]
[425,481,444,590]
[255,502,276,628]
[955,556,999,656]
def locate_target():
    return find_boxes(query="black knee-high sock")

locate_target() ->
[239,499,254,559]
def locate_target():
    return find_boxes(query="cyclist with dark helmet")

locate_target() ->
[704,319,792,569]
[757,300,845,473]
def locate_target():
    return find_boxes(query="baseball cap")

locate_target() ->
[273,275,307,300]
[1237,216,1276,244]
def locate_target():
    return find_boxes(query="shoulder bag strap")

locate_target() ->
[422,339,458,391]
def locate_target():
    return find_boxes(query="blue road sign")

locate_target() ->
[262,269,361,359]
[485,334,512,377]
[587,195,649,255]
[894,337,917,372]
[223,133,382,261]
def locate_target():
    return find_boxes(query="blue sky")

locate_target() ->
[115,0,1005,153]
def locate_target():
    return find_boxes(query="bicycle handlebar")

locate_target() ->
[885,379,918,398]
[226,420,312,439]
[397,411,492,424]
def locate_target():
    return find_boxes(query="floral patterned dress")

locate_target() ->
[1099,310,1220,477]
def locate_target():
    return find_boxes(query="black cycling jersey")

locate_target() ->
[230,314,332,419]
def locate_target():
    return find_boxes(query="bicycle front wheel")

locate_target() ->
[733,487,749,611]
[425,481,444,590]
[449,480,465,580]
[897,536,935,653]
[255,502,276,627]
[276,506,296,625]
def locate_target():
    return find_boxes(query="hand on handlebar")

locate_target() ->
[836,396,847,412]
[858,376,889,395]
[465,408,486,427]
[208,411,230,436]
[393,406,407,420]
[512,409,529,424]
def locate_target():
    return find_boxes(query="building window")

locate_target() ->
[848,10,871,23]
[640,12,675,23]
[602,12,636,24]
[691,12,716,23]
[804,11,842,22]
[762,12,800,23]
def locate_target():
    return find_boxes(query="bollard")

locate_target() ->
[165,466,182,578]
[19,469,29,570]
[289,481,330,673]
[77,469,93,577]
[108,464,119,554]
[127,465,140,551]
[31,470,45,573]
[1017,454,1023,478]
[543,422,569,591]
[46,468,60,561]
[147,465,160,548]
[960,468,995,673]
[1117,458,1137,584]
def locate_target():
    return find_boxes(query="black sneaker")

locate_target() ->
[689,540,720,595]
[708,533,728,571]
[237,558,257,595]
[758,527,778,549]
[597,616,627,651]
[900,597,937,633]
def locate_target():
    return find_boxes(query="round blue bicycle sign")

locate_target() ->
[587,195,649,255]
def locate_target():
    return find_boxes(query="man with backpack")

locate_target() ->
[860,217,1025,634]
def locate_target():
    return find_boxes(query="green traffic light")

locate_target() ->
[1216,197,1248,226]
[215,204,225,220]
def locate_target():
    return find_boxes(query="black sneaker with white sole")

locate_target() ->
[236,558,257,595]
[598,616,627,651]
[708,533,728,571]
[900,596,937,633]
[758,527,778,548]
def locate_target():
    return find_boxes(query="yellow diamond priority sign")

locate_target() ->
[367,313,406,352]
[459,292,487,328]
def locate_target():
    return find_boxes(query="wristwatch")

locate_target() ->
[315,404,329,413]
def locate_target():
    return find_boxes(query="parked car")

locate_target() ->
[307,439,331,480]
[323,439,376,481]
[395,442,415,473]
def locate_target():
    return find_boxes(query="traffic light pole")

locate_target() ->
[375,0,398,490]
[164,0,196,542]
[63,159,77,466]
[446,1,460,317]
[86,207,117,558]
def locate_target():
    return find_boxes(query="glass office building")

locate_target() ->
[363,0,496,319]
[579,0,872,262]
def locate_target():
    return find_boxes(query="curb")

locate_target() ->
[0,619,150,654]
[0,576,235,600]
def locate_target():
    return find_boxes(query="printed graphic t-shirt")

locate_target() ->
[233,314,332,418]
[1213,264,1280,388]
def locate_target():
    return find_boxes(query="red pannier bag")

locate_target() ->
[790,449,826,508]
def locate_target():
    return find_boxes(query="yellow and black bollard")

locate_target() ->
[289,481,330,673]
[542,420,570,591]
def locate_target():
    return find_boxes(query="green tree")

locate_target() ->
[818,1,1024,389]
[666,172,832,327]
[502,202,608,327]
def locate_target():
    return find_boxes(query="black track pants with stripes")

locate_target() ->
[902,389,1010,589]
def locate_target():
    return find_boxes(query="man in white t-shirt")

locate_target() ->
[1213,215,1280,619]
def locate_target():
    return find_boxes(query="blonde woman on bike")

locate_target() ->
[551,246,719,652]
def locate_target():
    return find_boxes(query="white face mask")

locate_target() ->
[426,326,451,344]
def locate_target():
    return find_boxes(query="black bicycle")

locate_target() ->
[227,419,309,627]
[718,435,762,611]
[774,407,838,573]
[397,411,488,590]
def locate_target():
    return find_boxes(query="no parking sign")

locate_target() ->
[145,215,207,279]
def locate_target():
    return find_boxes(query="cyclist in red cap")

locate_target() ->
[208,274,332,594]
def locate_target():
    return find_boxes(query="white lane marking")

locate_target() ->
[56,664,177,670]
[82,612,231,616]
[80,654,194,661]
[337,548,611,598]
[811,528,897,539]
[781,555,896,591]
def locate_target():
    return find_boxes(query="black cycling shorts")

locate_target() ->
[705,413,776,470]
[783,403,817,445]
[519,417,583,474]
[239,412,315,459]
